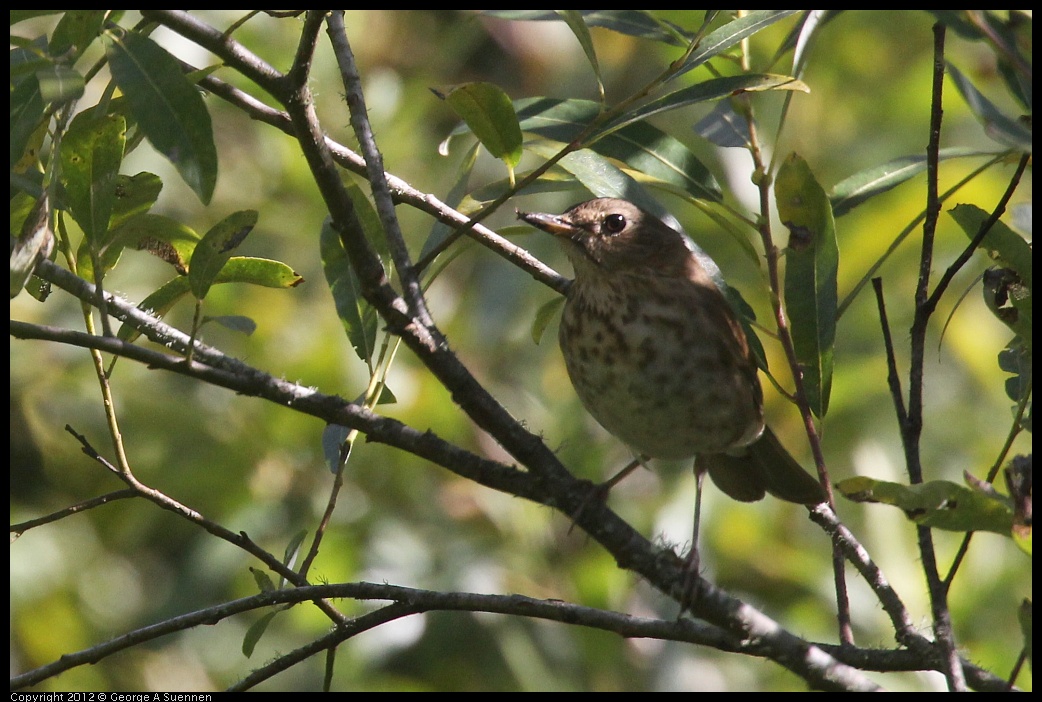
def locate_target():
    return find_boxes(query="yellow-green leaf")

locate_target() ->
[439,82,523,171]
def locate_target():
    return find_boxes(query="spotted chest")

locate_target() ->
[558,274,764,459]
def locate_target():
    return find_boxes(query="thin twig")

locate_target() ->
[904,23,965,692]
[10,488,137,536]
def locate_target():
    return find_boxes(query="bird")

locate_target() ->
[518,197,825,596]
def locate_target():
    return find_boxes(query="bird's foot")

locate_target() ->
[677,545,704,615]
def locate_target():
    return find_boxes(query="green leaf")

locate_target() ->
[204,315,257,335]
[34,64,85,104]
[209,256,303,289]
[10,75,46,170]
[949,203,1032,287]
[343,179,390,263]
[249,566,276,594]
[777,153,838,418]
[50,10,107,57]
[830,148,992,217]
[605,74,809,135]
[93,213,198,278]
[514,97,722,202]
[438,82,523,173]
[837,476,1015,536]
[947,62,1032,152]
[532,296,565,344]
[320,218,378,369]
[189,210,258,299]
[60,112,126,241]
[282,530,308,571]
[109,172,164,229]
[104,29,218,203]
[242,611,278,658]
[116,257,301,343]
[949,202,1031,344]
[556,11,605,101]
[323,423,352,473]
[670,10,802,79]
[482,10,692,47]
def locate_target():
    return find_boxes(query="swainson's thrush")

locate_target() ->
[519,198,825,582]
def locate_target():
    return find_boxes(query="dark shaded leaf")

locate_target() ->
[320,218,378,369]
[104,29,217,203]
[777,153,837,418]
[515,97,722,202]
[947,62,1032,151]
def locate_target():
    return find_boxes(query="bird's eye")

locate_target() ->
[603,213,626,234]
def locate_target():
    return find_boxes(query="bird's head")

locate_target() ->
[519,198,696,281]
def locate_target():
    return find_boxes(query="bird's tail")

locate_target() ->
[699,426,826,505]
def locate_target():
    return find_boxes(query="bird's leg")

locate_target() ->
[680,459,707,612]
[567,454,649,533]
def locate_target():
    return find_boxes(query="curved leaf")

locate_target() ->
[515,97,722,202]
[671,10,801,79]
[838,476,1015,536]
[947,62,1032,152]
[556,11,605,101]
[438,82,522,171]
[483,10,692,47]
[777,153,837,418]
[605,73,809,135]
[320,217,378,369]
[116,257,302,343]
[189,210,258,299]
[830,148,989,217]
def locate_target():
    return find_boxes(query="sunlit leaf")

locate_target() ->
[777,153,837,418]
[117,257,302,343]
[437,82,523,173]
[949,203,1032,287]
[61,112,126,241]
[838,476,1015,536]
[189,210,258,299]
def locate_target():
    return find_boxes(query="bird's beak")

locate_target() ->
[517,210,580,237]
